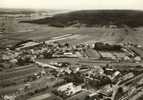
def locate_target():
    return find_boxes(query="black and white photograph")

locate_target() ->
[0,0,143,100]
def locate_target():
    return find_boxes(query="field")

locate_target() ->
[0,64,42,94]
[1,22,143,49]
[1,9,143,48]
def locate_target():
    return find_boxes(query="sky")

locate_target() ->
[0,0,143,10]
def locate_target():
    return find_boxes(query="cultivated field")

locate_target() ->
[2,23,143,48]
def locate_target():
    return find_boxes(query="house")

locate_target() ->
[57,83,82,97]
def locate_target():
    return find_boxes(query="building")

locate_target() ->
[99,51,116,60]
[57,83,82,97]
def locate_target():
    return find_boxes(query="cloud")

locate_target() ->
[0,0,143,10]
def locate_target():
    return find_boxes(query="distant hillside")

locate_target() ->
[0,8,37,14]
[21,10,143,27]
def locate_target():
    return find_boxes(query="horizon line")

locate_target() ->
[0,7,143,11]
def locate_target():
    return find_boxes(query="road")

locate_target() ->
[27,93,51,100]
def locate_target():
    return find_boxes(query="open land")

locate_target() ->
[0,9,143,100]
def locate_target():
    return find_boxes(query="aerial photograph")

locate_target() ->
[0,0,143,100]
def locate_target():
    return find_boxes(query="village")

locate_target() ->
[0,33,143,100]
